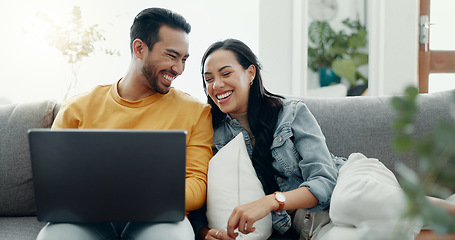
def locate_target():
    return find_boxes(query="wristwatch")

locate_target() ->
[273,191,286,212]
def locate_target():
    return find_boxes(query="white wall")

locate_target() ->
[258,0,294,95]
[367,0,419,96]
[259,0,309,96]
[381,0,419,95]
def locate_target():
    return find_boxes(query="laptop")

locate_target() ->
[28,129,187,223]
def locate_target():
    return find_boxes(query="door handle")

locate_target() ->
[420,15,435,52]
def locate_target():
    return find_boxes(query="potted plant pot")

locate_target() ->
[319,67,341,87]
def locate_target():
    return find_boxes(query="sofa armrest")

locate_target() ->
[0,100,59,216]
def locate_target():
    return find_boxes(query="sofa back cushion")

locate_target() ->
[301,90,455,175]
[0,100,58,216]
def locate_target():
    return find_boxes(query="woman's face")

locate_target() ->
[203,49,255,114]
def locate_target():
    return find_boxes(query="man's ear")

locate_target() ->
[132,39,146,60]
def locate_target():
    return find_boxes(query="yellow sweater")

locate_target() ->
[52,81,214,213]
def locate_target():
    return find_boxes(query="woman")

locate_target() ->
[191,38,346,240]
[191,39,455,240]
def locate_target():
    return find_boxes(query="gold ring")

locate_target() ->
[215,230,220,238]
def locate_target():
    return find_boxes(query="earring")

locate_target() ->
[250,80,254,86]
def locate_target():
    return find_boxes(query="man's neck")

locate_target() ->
[118,70,157,101]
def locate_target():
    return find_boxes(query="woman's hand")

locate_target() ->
[223,188,318,238]
[205,228,235,240]
[226,195,277,238]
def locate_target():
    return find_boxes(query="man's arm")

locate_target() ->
[51,102,80,129]
[184,105,213,212]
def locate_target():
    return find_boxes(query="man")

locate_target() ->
[37,8,213,240]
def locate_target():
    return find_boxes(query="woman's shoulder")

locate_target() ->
[274,97,316,129]
[282,95,306,102]
[279,97,309,113]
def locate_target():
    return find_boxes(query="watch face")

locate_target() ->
[276,192,286,202]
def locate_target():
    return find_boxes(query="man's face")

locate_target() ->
[141,25,189,94]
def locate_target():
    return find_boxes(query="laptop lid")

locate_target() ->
[28,129,186,223]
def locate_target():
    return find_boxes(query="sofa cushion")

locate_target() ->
[316,223,361,240]
[207,132,273,240]
[0,100,58,216]
[0,217,46,240]
[329,153,406,228]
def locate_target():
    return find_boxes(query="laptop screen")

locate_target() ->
[28,129,186,223]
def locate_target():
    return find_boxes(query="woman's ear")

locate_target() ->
[132,39,146,60]
[248,65,256,81]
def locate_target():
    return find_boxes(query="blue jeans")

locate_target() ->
[36,217,194,240]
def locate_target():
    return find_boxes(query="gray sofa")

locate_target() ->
[1,90,454,240]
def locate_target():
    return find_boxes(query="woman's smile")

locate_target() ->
[216,90,233,103]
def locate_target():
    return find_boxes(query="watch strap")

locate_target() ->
[274,191,285,212]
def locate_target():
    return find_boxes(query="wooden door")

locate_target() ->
[419,0,455,93]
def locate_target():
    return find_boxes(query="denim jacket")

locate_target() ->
[211,98,345,234]
[189,98,345,235]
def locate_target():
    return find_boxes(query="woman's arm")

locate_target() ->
[427,196,455,215]
[289,100,339,210]
[279,186,318,210]
[225,186,317,238]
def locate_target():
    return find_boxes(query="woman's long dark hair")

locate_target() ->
[201,39,284,195]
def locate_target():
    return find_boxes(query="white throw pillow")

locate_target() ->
[329,153,406,228]
[206,132,273,239]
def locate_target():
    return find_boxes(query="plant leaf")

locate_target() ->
[352,52,369,66]
[347,29,367,48]
[332,59,356,85]
[308,21,334,48]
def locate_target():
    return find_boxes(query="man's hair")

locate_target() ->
[129,8,191,54]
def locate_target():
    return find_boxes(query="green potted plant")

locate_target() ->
[392,86,455,236]
[308,20,340,87]
[308,18,369,95]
